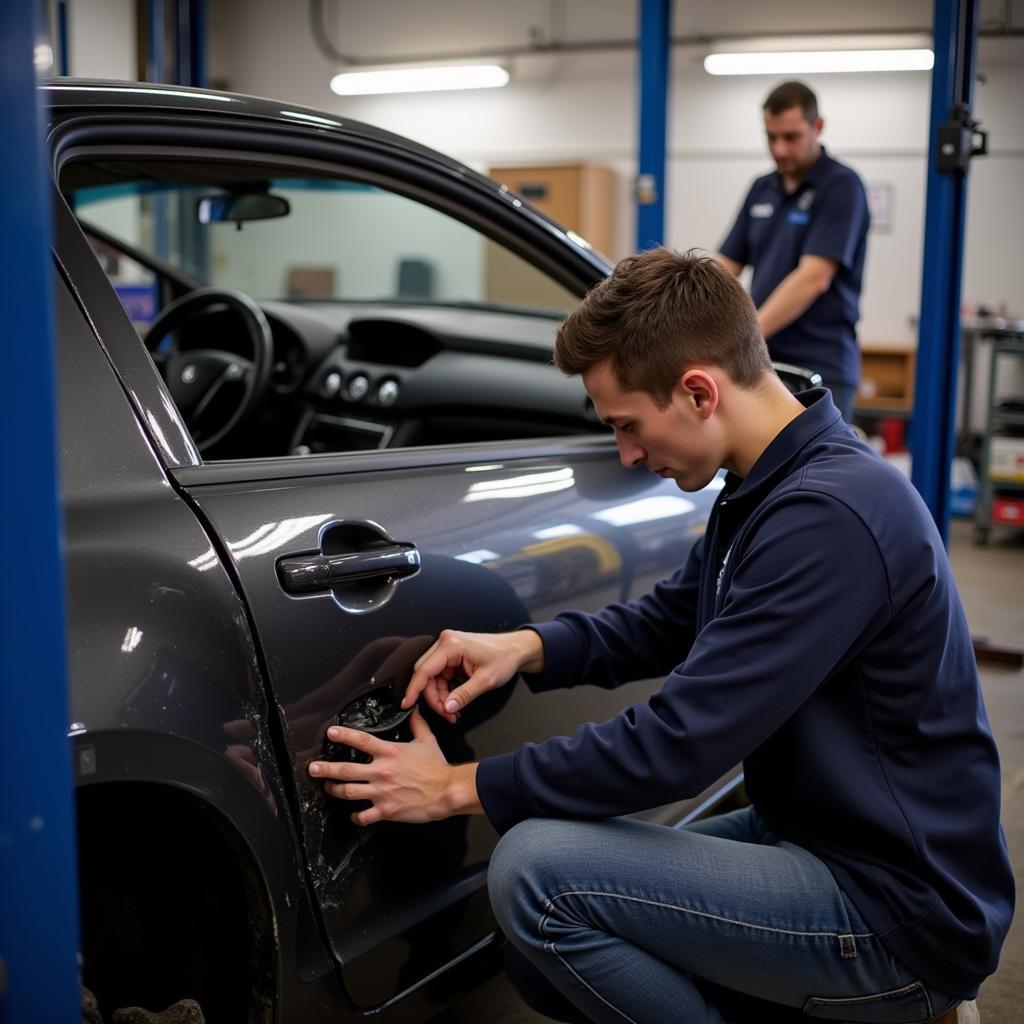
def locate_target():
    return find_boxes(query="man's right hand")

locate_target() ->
[401,629,544,723]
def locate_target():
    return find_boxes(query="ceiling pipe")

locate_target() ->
[309,0,1021,69]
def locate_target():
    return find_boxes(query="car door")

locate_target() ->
[55,107,720,1011]
[178,443,714,1008]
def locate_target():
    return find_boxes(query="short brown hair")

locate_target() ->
[554,248,771,405]
[763,80,819,122]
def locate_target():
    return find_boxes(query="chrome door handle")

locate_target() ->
[278,544,420,594]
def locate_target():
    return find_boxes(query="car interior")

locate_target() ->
[64,158,606,461]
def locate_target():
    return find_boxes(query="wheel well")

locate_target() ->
[77,782,276,1023]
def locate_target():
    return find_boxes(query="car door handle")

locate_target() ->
[278,544,421,594]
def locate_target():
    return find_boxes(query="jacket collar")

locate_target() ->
[723,388,844,504]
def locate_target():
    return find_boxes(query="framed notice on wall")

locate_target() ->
[867,184,893,232]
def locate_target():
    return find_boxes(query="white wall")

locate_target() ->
[57,0,1024,369]
[210,186,489,301]
[64,0,136,80]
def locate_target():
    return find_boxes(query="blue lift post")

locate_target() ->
[57,0,70,76]
[635,0,671,252]
[0,1,82,1021]
[148,0,207,271]
[174,0,207,89]
[911,0,981,544]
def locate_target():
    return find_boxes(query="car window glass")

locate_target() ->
[75,178,579,313]
[71,171,595,462]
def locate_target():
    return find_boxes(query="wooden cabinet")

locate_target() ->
[485,163,615,308]
[856,345,916,413]
[488,164,614,257]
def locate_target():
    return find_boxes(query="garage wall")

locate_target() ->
[206,0,1023,354]
[56,0,1022,360]
[64,0,136,80]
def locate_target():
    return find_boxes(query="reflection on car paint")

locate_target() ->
[464,466,575,501]
[592,494,697,526]
[227,514,333,559]
[119,626,143,654]
[187,545,219,572]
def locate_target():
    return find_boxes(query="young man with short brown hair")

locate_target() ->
[310,249,1011,1023]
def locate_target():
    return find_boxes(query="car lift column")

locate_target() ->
[0,2,82,1020]
[148,0,209,277]
[635,0,671,251]
[911,0,982,543]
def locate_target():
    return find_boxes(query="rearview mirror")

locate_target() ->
[197,191,290,226]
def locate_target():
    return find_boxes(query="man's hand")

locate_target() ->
[308,709,481,825]
[401,629,544,723]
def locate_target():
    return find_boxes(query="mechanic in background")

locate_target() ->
[309,250,1011,1024]
[718,80,869,421]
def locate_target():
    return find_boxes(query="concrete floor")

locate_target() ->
[443,518,1024,1023]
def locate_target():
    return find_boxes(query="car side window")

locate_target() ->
[76,177,579,313]
[72,170,595,461]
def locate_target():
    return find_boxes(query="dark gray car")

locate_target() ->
[48,80,776,1022]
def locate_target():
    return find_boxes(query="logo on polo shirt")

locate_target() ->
[750,202,774,218]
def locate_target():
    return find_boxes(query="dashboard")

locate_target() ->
[180,298,604,458]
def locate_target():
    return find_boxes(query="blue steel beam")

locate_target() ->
[911,0,979,544]
[0,1,81,1020]
[147,0,170,262]
[147,0,165,83]
[635,0,671,252]
[57,0,70,76]
[188,0,206,88]
[172,0,206,88]
[174,0,187,86]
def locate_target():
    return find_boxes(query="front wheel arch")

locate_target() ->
[76,781,276,1023]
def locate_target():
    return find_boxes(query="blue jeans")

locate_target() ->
[488,808,957,1023]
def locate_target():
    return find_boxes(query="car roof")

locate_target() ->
[43,78,613,277]
[43,77,485,184]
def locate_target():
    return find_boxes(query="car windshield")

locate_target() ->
[73,175,580,317]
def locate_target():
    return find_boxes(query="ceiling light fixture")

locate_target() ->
[704,48,934,76]
[330,64,510,96]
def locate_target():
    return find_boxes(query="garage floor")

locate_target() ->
[443,518,1024,1023]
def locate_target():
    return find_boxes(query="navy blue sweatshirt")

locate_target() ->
[476,389,1013,998]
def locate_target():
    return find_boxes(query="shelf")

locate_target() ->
[992,338,1024,355]
[976,335,1024,537]
[858,346,915,412]
[854,404,912,419]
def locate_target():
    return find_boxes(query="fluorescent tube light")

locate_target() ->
[704,49,934,76]
[330,64,509,96]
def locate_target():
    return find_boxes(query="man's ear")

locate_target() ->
[680,369,718,418]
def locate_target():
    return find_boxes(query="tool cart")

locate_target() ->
[974,324,1024,544]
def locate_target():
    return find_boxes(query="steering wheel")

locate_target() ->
[143,287,273,454]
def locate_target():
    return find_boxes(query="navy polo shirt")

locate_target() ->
[720,148,869,386]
